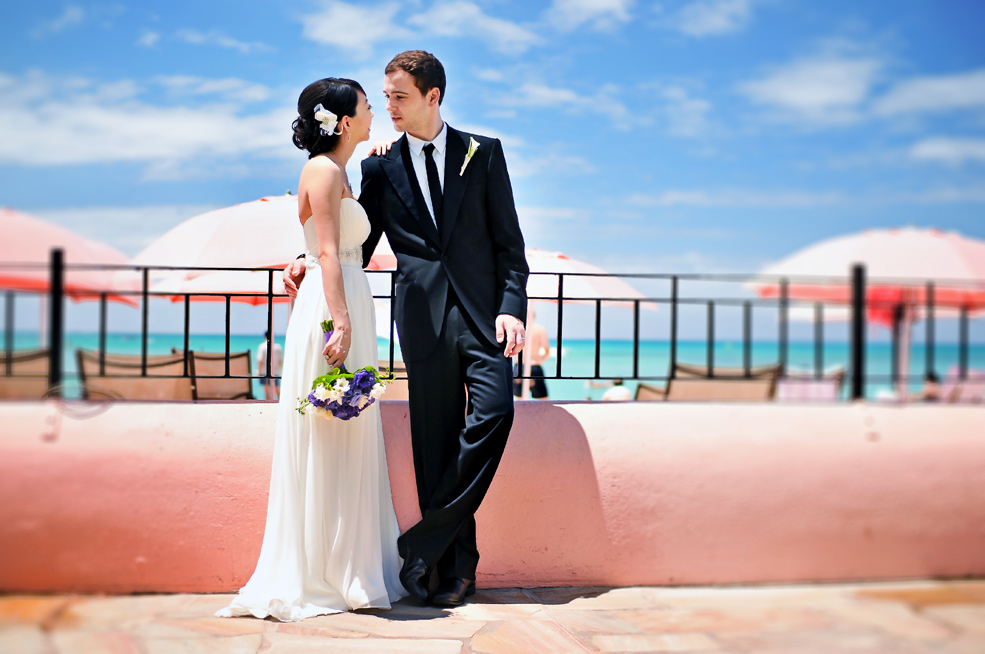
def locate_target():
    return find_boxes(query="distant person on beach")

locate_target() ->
[256,331,283,401]
[602,379,632,401]
[915,371,941,402]
[513,306,550,400]
[281,50,528,609]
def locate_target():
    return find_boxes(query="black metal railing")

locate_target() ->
[1,250,983,402]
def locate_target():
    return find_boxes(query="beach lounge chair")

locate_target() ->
[664,361,781,402]
[188,350,254,400]
[776,368,846,402]
[76,349,196,401]
[942,368,985,404]
[379,360,409,401]
[634,383,667,401]
[0,349,50,399]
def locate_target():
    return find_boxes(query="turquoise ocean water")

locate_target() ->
[9,331,985,401]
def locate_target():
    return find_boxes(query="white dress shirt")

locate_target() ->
[405,122,447,228]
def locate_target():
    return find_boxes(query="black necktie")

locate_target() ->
[422,143,443,233]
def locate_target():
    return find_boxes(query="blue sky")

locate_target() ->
[2,0,985,280]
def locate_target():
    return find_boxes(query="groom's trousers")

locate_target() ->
[398,286,514,581]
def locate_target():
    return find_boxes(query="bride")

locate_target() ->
[216,78,406,621]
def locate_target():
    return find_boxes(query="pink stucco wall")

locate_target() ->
[0,400,983,593]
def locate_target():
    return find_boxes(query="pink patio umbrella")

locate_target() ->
[753,227,985,394]
[0,208,139,305]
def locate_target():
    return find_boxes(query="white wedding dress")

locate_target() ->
[216,197,406,621]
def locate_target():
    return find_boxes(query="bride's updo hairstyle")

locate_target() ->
[292,78,365,158]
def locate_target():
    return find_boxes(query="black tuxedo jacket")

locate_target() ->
[359,125,528,362]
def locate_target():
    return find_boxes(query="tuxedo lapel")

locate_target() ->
[380,136,441,247]
[441,126,471,250]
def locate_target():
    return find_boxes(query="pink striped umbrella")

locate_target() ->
[754,227,985,394]
[0,207,139,305]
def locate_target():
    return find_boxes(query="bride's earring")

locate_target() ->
[347,130,351,143]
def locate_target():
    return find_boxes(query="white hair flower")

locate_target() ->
[313,103,342,136]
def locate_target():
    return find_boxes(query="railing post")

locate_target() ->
[48,248,64,396]
[925,281,935,378]
[4,290,14,376]
[388,272,396,372]
[141,268,149,376]
[593,299,602,379]
[850,264,866,400]
[706,300,714,377]
[266,270,275,382]
[814,302,824,379]
[743,300,751,377]
[778,278,789,377]
[669,276,678,380]
[555,274,564,378]
[632,299,640,380]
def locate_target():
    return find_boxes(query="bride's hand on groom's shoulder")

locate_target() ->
[496,314,526,358]
[367,139,397,157]
[283,259,306,299]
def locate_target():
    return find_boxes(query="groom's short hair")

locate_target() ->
[386,50,446,105]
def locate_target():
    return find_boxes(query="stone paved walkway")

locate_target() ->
[2,580,984,653]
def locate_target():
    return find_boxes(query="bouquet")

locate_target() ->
[297,320,393,421]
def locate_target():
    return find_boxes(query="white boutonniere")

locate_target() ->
[459,137,480,176]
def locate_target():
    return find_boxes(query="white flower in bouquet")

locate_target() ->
[370,383,387,400]
[311,405,333,420]
[357,396,370,410]
[334,378,350,393]
[314,385,332,402]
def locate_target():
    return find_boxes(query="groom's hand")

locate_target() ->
[496,314,526,358]
[283,258,306,299]
[368,139,397,157]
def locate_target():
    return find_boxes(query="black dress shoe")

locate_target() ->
[399,556,431,601]
[431,578,476,607]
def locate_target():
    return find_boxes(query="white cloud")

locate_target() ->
[474,68,506,82]
[506,82,638,126]
[627,190,844,208]
[665,0,752,37]
[738,55,883,125]
[544,0,634,32]
[301,1,411,59]
[0,70,298,175]
[909,138,985,166]
[873,69,985,116]
[658,85,713,136]
[137,31,160,48]
[175,29,272,54]
[408,2,540,54]
[33,6,85,36]
[156,75,272,103]
[626,185,985,207]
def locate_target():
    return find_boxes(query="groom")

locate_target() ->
[286,50,528,606]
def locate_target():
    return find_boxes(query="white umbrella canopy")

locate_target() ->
[131,194,305,277]
[134,194,395,285]
[524,248,655,309]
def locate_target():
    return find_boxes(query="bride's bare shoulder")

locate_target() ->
[300,157,344,190]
